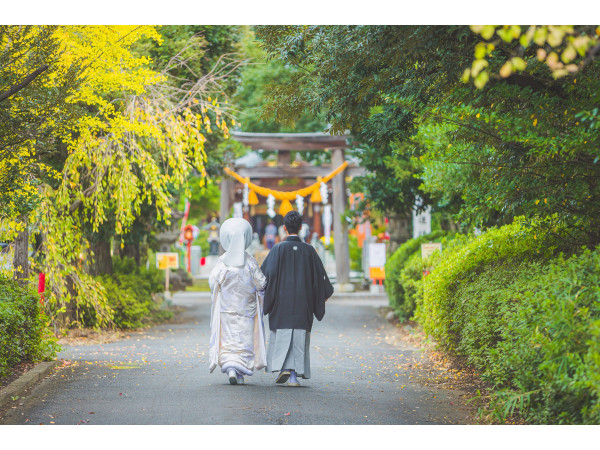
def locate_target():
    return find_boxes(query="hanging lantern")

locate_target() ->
[295,194,305,215]
[279,199,294,216]
[248,189,259,205]
[267,193,276,218]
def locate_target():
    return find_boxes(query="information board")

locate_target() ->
[156,252,179,270]
[421,243,442,259]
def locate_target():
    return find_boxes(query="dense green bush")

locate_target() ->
[385,230,448,320]
[414,217,600,423]
[84,257,171,329]
[416,217,570,350]
[0,275,59,377]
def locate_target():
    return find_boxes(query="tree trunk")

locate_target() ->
[90,239,113,276]
[387,212,412,255]
[56,275,78,329]
[13,222,29,282]
[121,243,140,266]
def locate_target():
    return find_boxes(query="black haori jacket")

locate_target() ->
[260,235,334,332]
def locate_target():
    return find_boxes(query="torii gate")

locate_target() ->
[220,131,362,291]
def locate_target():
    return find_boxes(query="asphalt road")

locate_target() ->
[0,291,473,425]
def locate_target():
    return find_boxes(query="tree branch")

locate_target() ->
[0,64,49,102]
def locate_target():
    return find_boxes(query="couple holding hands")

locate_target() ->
[208,211,334,386]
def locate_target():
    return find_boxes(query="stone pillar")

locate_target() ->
[331,148,353,291]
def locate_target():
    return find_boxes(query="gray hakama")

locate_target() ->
[266,329,311,379]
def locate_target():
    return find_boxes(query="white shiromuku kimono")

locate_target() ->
[208,218,267,376]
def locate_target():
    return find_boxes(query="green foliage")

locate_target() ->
[0,275,59,378]
[348,234,362,272]
[481,250,600,423]
[196,229,211,258]
[416,217,571,349]
[385,230,448,319]
[256,25,475,216]
[85,257,170,330]
[467,26,599,83]
[415,61,600,239]
[413,219,600,423]
[257,26,600,246]
[234,27,326,134]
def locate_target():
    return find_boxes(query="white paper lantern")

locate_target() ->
[267,193,276,218]
[295,194,304,215]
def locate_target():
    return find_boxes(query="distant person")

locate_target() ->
[205,216,220,255]
[247,232,261,256]
[260,211,334,386]
[264,220,278,250]
[208,218,267,385]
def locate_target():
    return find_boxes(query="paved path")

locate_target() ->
[0,292,473,425]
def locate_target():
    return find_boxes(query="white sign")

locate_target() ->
[368,243,387,267]
[413,205,431,239]
[421,242,442,259]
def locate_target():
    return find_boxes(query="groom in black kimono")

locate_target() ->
[261,210,334,386]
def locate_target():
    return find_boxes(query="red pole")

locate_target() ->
[186,241,192,273]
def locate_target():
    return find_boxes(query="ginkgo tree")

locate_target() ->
[1,25,241,327]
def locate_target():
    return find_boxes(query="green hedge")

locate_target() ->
[385,230,448,320]
[415,217,600,423]
[484,251,600,424]
[84,257,171,329]
[416,217,568,350]
[0,275,59,378]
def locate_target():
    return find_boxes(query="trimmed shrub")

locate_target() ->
[416,217,570,351]
[415,217,600,423]
[0,275,59,378]
[485,250,600,424]
[385,230,448,319]
[84,257,171,329]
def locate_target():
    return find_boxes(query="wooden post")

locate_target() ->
[219,176,232,255]
[331,148,352,290]
[313,203,322,236]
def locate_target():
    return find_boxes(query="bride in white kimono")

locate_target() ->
[208,218,267,385]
